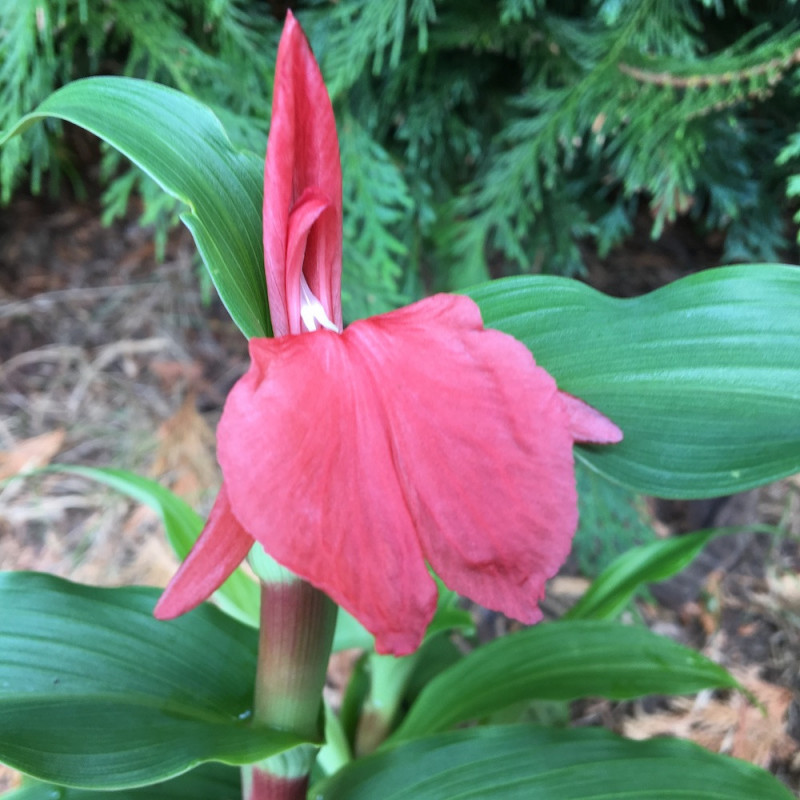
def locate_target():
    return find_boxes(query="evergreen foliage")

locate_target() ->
[574,464,657,576]
[1,0,279,255]
[2,0,799,316]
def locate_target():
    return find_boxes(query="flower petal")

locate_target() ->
[346,295,581,625]
[264,11,342,337]
[219,331,438,655]
[154,485,254,620]
[285,187,336,334]
[218,294,616,654]
[559,392,624,444]
[217,330,436,652]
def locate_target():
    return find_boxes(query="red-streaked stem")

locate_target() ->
[243,770,310,800]
[255,578,337,736]
[243,575,337,800]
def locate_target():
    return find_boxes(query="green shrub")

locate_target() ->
[3,1,800,318]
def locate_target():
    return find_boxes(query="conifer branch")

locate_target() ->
[618,47,800,89]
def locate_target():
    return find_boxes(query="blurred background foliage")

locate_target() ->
[3,0,800,321]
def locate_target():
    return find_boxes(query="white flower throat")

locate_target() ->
[300,273,339,333]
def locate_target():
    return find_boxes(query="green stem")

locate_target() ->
[354,651,418,756]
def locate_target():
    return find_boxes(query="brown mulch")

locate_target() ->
[1,192,799,794]
[0,193,250,792]
[0,193,246,581]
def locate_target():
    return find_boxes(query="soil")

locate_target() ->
[1,190,799,794]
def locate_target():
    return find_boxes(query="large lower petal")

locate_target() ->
[219,294,620,654]
[154,485,254,620]
[219,330,438,655]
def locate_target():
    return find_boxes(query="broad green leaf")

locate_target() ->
[469,265,800,497]
[403,636,464,707]
[4,765,240,800]
[392,620,739,741]
[50,465,259,628]
[315,724,793,799]
[0,77,268,338]
[0,572,303,789]
[565,527,778,621]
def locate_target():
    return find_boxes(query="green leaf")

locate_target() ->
[565,527,761,621]
[48,465,259,628]
[315,724,793,799]
[0,572,303,789]
[0,77,268,338]
[403,636,464,708]
[469,265,800,497]
[391,620,739,741]
[424,605,474,637]
[4,765,240,800]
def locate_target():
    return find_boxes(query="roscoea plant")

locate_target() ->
[155,13,622,658]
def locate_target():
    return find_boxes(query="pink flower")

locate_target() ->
[155,12,622,656]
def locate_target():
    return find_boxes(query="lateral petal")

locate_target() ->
[346,294,582,625]
[154,485,254,620]
[559,391,624,444]
[264,11,342,336]
[218,332,438,655]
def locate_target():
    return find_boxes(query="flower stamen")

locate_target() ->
[300,273,340,333]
